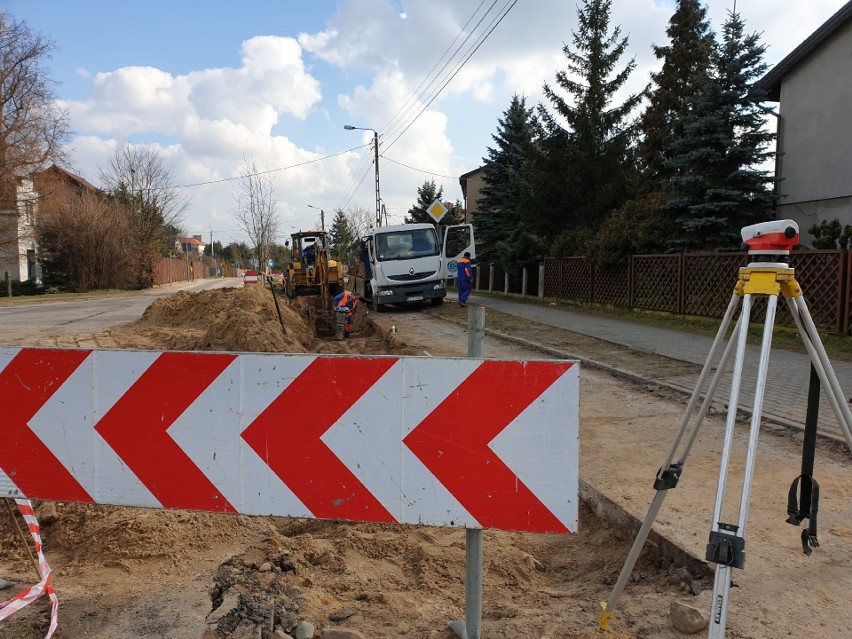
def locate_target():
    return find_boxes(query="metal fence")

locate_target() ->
[541,250,851,333]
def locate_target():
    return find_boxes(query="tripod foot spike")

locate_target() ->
[599,601,613,630]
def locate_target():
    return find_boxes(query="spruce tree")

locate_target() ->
[475,94,540,269]
[637,0,715,185]
[536,0,642,250]
[329,208,356,260]
[664,11,775,251]
[590,0,714,261]
[404,179,461,224]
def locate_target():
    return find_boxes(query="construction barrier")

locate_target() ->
[243,270,260,286]
[0,500,58,638]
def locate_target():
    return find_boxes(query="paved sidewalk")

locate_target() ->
[461,294,852,446]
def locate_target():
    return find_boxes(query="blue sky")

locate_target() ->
[2,0,847,247]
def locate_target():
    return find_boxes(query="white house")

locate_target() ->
[756,1,852,244]
[0,177,40,283]
[178,235,207,259]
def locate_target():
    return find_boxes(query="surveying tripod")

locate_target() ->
[598,220,852,638]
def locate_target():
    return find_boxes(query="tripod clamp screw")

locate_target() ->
[653,461,683,491]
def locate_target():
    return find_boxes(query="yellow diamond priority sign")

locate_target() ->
[427,199,448,223]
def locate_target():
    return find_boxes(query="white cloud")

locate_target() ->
[298,0,404,69]
[55,0,849,239]
[66,35,320,140]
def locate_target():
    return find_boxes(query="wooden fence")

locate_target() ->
[152,258,240,286]
[537,250,850,333]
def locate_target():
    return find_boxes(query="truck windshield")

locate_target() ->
[375,228,439,262]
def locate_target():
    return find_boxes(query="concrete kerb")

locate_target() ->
[432,313,850,449]
[579,480,712,580]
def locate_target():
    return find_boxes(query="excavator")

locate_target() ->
[283,230,342,310]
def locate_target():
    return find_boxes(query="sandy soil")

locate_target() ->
[2,286,851,638]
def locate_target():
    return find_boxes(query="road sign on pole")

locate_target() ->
[0,348,579,534]
[427,199,449,224]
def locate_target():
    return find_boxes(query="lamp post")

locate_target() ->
[344,124,381,228]
[307,204,325,232]
[209,226,217,277]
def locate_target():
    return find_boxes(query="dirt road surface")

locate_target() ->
[2,286,851,638]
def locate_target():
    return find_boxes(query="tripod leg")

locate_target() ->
[599,294,742,630]
[787,296,852,452]
[707,294,777,638]
[659,294,743,468]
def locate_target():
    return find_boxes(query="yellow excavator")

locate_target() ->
[283,230,342,309]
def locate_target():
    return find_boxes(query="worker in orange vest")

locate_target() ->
[333,289,358,339]
[457,252,473,307]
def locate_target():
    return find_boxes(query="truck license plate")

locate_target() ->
[407,295,423,301]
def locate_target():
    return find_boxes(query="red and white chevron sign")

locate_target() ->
[0,348,579,534]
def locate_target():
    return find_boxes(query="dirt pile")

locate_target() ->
[0,286,696,639]
[200,503,684,639]
[102,285,418,356]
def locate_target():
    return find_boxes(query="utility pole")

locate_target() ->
[344,124,381,227]
[307,205,326,233]
[372,130,380,228]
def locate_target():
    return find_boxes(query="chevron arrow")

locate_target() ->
[404,360,574,533]
[94,351,238,512]
[242,356,399,523]
[0,348,93,502]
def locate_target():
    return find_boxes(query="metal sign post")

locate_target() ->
[450,306,486,639]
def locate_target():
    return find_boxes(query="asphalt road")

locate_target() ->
[0,279,239,345]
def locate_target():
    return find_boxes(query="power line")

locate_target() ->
[151,144,368,191]
[383,0,519,154]
[384,0,518,154]
[165,2,515,218]
[381,0,495,141]
[335,1,516,213]
[333,146,373,210]
[381,155,458,180]
[333,146,375,212]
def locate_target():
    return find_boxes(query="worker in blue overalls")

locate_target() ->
[457,252,473,307]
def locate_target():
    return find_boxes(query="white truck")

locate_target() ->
[350,222,475,311]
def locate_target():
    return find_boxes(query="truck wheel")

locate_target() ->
[286,285,296,300]
[430,297,444,306]
[372,300,385,313]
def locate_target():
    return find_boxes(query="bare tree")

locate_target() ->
[0,11,69,205]
[231,156,279,271]
[99,143,190,287]
[0,11,69,275]
[345,205,375,241]
[38,190,135,291]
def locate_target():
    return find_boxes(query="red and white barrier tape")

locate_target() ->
[0,500,58,637]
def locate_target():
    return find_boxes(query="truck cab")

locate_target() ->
[353,223,475,311]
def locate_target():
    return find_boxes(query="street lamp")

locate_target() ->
[344,124,381,228]
[307,204,325,232]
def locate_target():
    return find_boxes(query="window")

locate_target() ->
[444,225,471,257]
[376,228,438,261]
[23,201,34,225]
